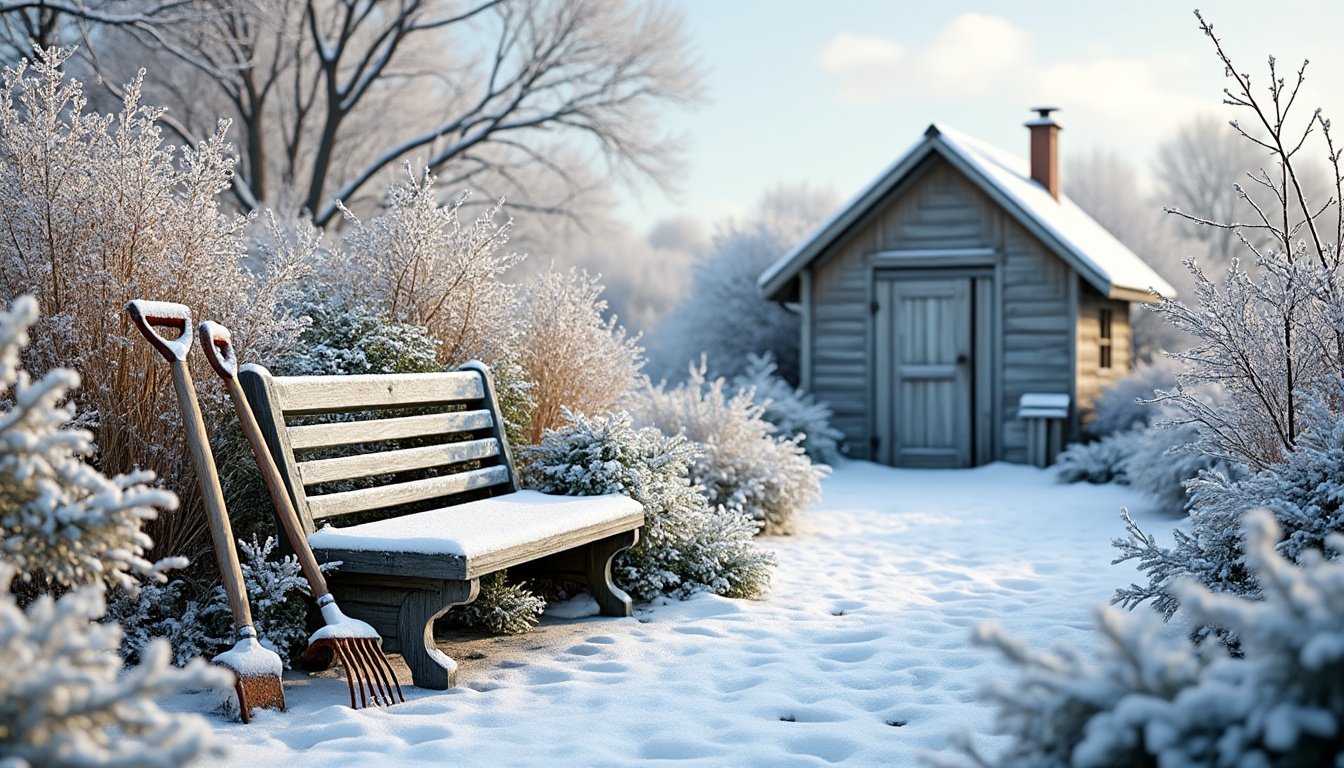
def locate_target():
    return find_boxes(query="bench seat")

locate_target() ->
[308,490,644,580]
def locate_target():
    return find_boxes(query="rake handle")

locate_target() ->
[126,301,254,634]
[199,321,333,599]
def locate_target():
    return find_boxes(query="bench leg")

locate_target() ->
[585,529,638,617]
[397,579,479,690]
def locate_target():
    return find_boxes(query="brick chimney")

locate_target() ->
[1026,106,1061,199]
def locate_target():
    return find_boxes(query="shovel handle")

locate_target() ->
[126,300,194,363]
[198,321,238,380]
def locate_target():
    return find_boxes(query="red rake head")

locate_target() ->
[312,637,405,709]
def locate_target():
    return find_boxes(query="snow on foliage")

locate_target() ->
[516,267,643,444]
[0,48,307,562]
[1054,431,1141,485]
[1116,394,1344,620]
[107,578,223,668]
[732,353,842,464]
[215,535,313,667]
[333,166,520,367]
[949,511,1344,767]
[0,564,228,768]
[653,184,837,383]
[521,410,774,601]
[1086,358,1180,437]
[451,571,546,636]
[635,362,823,536]
[280,297,442,376]
[0,296,182,593]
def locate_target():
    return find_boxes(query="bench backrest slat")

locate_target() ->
[306,465,511,521]
[296,437,500,486]
[287,410,495,450]
[239,361,519,537]
[272,371,485,414]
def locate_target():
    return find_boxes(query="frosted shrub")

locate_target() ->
[0,297,182,594]
[521,411,774,600]
[450,572,546,635]
[211,535,313,667]
[1054,430,1141,485]
[1116,396,1344,618]
[732,353,842,463]
[280,297,442,376]
[950,511,1344,767]
[0,565,227,767]
[635,363,823,536]
[1121,424,1224,515]
[516,267,643,444]
[334,166,521,366]
[107,579,223,667]
[0,49,307,561]
[1086,358,1179,437]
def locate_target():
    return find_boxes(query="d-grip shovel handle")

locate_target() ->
[198,321,238,380]
[126,300,194,363]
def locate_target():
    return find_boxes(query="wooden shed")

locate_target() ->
[757,109,1174,468]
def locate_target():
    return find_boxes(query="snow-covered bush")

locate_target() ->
[1054,430,1141,485]
[516,267,643,444]
[949,511,1344,767]
[1116,394,1344,619]
[0,295,226,764]
[635,362,823,536]
[521,410,774,600]
[333,166,520,367]
[1086,358,1179,437]
[107,579,223,667]
[732,353,842,464]
[280,297,442,376]
[449,571,546,635]
[0,49,307,561]
[0,296,183,594]
[0,565,228,767]
[214,535,313,667]
[652,184,837,383]
[1121,424,1225,515]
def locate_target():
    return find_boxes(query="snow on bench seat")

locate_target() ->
[307,490,644,580]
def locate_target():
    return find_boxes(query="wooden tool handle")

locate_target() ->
[169,353,255,633]
[201,323,333,599]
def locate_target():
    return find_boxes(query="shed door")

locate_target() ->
[875,277,972,468]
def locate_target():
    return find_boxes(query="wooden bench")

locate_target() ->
[238,361,643,690]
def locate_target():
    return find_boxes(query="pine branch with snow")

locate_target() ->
[0,563,228,767]
[954,510,1344,767]
[0,296,182,594]
[451,571,546,636]
[521,410,774,601]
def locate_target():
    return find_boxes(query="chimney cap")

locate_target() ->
[1025,106,1061,127]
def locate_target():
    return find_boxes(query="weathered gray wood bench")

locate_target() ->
[238,361,643,690]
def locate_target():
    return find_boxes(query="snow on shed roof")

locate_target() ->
[758,122,1176,303]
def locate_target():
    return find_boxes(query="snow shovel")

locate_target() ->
[198,320,404,710]
[126,300,286,724]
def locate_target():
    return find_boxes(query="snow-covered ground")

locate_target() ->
[173,460,1181,766]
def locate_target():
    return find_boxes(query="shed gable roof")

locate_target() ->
[758,123,1176,303]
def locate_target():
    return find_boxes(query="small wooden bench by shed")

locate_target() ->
[238,361,644,690]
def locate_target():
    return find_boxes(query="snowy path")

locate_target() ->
[178,460,1179,766]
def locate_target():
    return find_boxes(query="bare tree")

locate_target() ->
[68,0,701,224]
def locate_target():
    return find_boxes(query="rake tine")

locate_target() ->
[348,640,384,706]
[374,641,405,704]
[333,641,367,709]
[347,639,380,708]
[355,639,398,706]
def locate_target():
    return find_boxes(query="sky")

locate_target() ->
[616,1,1344,234]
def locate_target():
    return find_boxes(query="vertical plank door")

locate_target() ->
[874,277,973,467]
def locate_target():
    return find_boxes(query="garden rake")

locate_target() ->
[198,320,404,710]
[126,300,286,724]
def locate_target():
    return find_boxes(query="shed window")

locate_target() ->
[1099,308,1113,369]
